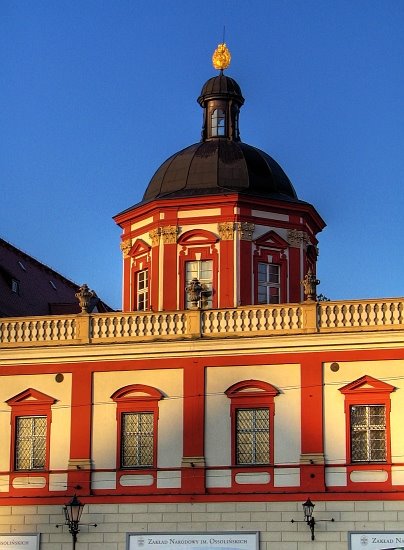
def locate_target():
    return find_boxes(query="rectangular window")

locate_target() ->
[236,408,270,465]
[350,405,386,462]
[121,412,154,468]
[257,263,280,304]
[137,269,149,311]
[15,416,47,470]
[185,260,213,309]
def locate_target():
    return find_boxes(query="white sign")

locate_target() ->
[350,532,404,550]
[0,535,40,550]
[128,533,259,550]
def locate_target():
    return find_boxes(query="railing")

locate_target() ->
[0,298,403,346]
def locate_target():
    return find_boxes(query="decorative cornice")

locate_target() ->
[287,229,310,247]
[236,222,255,241]
[218,222,235,241]
[149,229,161,247]
[120,240,132,257]
[161,225,179,244]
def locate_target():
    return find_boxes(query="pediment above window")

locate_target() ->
[128,239,151,258]
[178,229,218,246]
[225,379,279,399]
[254,230,288,250]
[6,388,56,407]
[111,384,163,403]
[339,375,395,395]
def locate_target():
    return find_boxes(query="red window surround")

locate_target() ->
[178,230,219,310]
[129,239,152,311]
[339,375,395,468]
[225,380,279,467]
[111,384,163,489]
[6,388,55,493]
[253,249,287,305]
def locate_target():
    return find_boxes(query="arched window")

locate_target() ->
[225,380,279,466]
[211,109,225,137]
[111,385,163,469]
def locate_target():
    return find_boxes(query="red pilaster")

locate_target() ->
[219,238,234,308]
[239,239,252,305]
[67,368,92,495]
[289,246,301,302]
[182,361,206,494]
[300,357,325,492]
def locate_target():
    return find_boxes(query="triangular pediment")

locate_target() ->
[339,375,395,395]
[129,239,151,258]
[254,230,288,250]
[6,388,56,407]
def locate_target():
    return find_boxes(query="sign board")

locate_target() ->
[0,535,40,550]
[350,532,404,550]
[127,533,259,550]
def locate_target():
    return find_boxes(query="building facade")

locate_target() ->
[0,46,404,550]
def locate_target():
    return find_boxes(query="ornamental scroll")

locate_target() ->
[161,225,179,244]
[218,222,235,240]
[287,229,310,248]
[236,222,255,241]
[120,240,132,257]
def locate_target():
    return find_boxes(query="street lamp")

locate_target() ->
[291,498,334,541]
[56,494,96,550]
[64,494,84,550]
[302,498,316,540]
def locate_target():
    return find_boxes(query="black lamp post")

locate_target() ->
[63,495,85,550]
[302,498,316,540]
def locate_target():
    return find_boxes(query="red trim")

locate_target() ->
[182,362,206,493]
[7,389,56,496]
[225,380,279,467]
[255,230,289,249]
[253,249,287,304]
[339,375,395,490]
[288,246,301,302]
[178,245,219,310]
[112,384,163,487]
[178,229,219,246]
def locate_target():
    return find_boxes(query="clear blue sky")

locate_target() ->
[1,1,403,309]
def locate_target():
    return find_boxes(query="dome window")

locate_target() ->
[211,108,225,137]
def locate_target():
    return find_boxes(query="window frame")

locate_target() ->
[111,384,163,471]
[339,375,394,465]
[253,248,287,305]
[136,268,149,311]
[6,388,55,473]
[257,262,281,305]
[225,380,279,467]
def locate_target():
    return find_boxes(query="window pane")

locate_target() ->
[185,260,213,309]
[137,269,149,311]
[257,263,280,304]
[121,412,154,468]
[236,408,269,465]
[350,405,386,462]
[15,416,47,470]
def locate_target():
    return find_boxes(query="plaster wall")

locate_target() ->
[92,369,183,469]
[205,364,301,466]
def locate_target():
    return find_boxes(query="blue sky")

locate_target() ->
[1,1,403,309]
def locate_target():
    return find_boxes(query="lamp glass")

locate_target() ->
[303,498,314,520]
[66,495,84,523]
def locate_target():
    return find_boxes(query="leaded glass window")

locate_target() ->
[257,262,280,304]
[350,405,386,462]
[15,416,47,470]
[236,408,270,465]
[121,412,154,468]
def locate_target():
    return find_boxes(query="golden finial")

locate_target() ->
[212,43,231,71]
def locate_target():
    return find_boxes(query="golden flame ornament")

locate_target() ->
[212,43,231,71]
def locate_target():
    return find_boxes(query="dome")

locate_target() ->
[197,75,244,107]
[143,139,298,202]
[140,72,300,204]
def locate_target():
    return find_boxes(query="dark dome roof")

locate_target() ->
[143,140,298,202]
[197,74,244,106]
